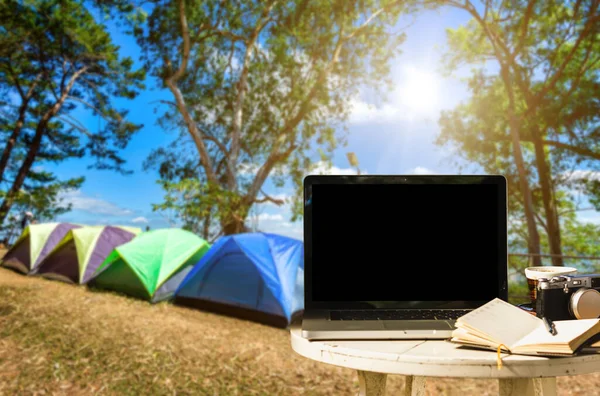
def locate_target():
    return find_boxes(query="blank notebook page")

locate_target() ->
[514,319,600,349]
[457,298,541,347]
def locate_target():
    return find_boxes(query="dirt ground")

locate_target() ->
[1,267,600,395]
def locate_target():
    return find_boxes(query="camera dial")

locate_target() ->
[570,288,600,319]
[550,276,568,283]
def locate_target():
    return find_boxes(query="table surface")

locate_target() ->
[290,326,600,379]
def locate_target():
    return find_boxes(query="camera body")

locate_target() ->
[536,274,600,321]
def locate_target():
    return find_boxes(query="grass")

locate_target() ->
[1,267,600,395]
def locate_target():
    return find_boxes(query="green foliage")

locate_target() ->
[438,0,600,267]
[136,0,410,234]
[152,178,243,239]
[6,176,84,221]
[0,171,84,242]
[0,0,146,225]
[0,0,146,168]
[507,195,600,300]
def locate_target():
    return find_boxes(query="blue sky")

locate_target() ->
[45,5,599,240]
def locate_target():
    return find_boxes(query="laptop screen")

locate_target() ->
[305,176,507,310]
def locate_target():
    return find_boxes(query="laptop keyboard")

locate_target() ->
[330,309,471,321]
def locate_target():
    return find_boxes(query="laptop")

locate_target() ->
[301,175,508,340]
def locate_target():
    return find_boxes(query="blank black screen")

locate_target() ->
[310,182,500,305]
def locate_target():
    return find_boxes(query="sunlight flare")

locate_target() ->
[396,66,440,116]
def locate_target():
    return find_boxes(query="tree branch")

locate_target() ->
[56,115,94,138]
[149,99,178,108]
[24,73,43,100]
[164,0,217,185]
[344,0,403,40]
[245,25,348,204]
[6,62,25,99]
[229,0,277,190]
[210,30,246,42]
[43,66,89,122]
[462,0,513,61]
[483,0,490,20]
[534,210,549,235]
[66,96,112,122]
[169,0,191,85]
[556,42,599,108]
[254,189,285,205]
[198,126,229,157]
[494,136,600,160]
[535,3,600,102]
[511,0,536,61]
[542,139,600,160]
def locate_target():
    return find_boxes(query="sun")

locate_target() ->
[396,66,440,116]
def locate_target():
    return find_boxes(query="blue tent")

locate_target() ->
[174,232,304,327]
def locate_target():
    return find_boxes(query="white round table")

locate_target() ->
[290,326,600,396]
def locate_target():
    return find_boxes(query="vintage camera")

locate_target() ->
[536,274,600,321]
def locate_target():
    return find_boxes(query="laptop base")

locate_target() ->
[302,316,455,340]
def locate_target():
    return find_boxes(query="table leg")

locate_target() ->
[498,377,557,396]
[404,376,426,396]
[357,370,387,396]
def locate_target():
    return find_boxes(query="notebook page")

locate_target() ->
[513,319,600,352]
[452,327,500,348]
[457,298,541,347]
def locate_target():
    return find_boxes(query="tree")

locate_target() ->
[0,0,145,224]
[507,191,600,302]
[439,0,600,265]
[0,168,83,244]
[136,0,412,235]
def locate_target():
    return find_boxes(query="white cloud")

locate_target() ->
[260,220,303,240]
[348,97,409,124]
[308,161,363,176]
[579,211,600,225]
[256,213,284,222]
[241,161,363,177]
[238,163,261,175]
[58,189,133,216]
[132,216,149,224]
[406,166,436,175]
[561,170,600,182]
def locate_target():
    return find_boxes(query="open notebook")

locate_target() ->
[451,298,600,356]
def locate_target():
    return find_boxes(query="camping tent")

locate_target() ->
[1,223,80,274]
[32,226,141,284]
[174,233,304,328]
[89,228,211,303]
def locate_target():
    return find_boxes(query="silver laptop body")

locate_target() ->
[301,175,508,340]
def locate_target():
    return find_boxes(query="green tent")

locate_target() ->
[33,225,141,283]
[1,223,80,274]
[90,228,210,302]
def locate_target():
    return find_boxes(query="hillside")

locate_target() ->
[1,268,599,395]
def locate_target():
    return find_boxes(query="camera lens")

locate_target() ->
[570,288,600,319]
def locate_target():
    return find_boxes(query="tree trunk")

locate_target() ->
[202,213,211,240]
[0,73,41,183]
[500,66,542,266]
[221,218,247,235]
[0,121,45,224]
[531,129,563,266]
[221,204,250,235]
[0,104,28,184]
[0,67,86,225]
